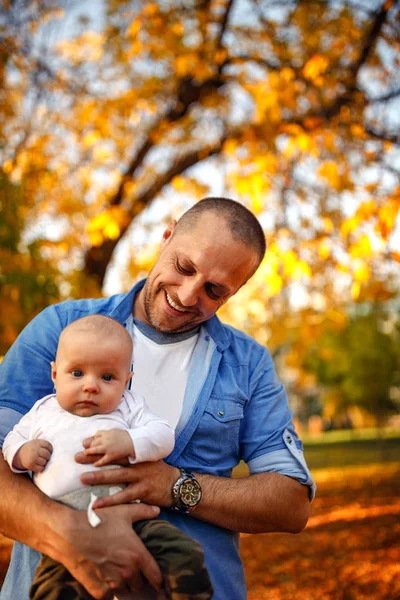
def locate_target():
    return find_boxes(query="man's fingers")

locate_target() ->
[75,450,101,464]
[81,465,134,485]
[93,488,137,508]
[72,563,112,600]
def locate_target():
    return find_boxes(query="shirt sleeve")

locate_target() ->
[240,347,316,500]
[122,391,175,463]
[0,305,64,416]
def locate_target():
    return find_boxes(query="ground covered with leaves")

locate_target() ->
[1,461,399,598]
[242,463,400,600]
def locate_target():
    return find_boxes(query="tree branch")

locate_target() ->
[84,133,233,285]
[368,86,400,103]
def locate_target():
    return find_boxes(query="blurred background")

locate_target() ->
[0,0,399,597]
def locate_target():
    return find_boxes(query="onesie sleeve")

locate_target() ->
[122,391,175,463]
[2,406,36,472]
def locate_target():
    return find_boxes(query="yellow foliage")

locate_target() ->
[349,234,372,259]
[86,206,128,245]
[88,230,103,247]
[340,215,360,238]
[351,124,366,139]
[255,155,277,173]
[92,145,113,162]
[392,251,400,263]
[82,131,102,148]
[303,54,329,81]
[292,260,312,280]
[143,3,159,16]
[223,139,238,156]
[175,54,199,77]
[2,160,13,174]
[319,239,331,259]
[353,259,370,283]
[103,221,120,240]
[356,200,376,220]
[318,161,340,189]
[127,19,141,37]
[377,200,399,239]
[56,32,104,63]
[322,217,334,233]
[351,281,361,300]
[172,175,187,191]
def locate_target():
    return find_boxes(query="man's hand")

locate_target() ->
[54,503,163,599]
[83,430,135,467]
[75,452,179,509]
[12,439,53,472]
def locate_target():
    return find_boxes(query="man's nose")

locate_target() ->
[177,279,201,307]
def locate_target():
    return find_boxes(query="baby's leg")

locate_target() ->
[134,519,213,600]
[30,554,94,600]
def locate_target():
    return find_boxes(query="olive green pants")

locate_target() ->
[30,518,213,600]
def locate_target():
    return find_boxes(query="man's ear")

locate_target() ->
[160,220,177,250]
[50,361,57,385]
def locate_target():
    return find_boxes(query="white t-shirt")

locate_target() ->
[125,316,199,429]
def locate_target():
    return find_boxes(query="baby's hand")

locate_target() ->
[13,439,53,472]
[83,429,135,467]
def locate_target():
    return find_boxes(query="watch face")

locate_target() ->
[180,478,201,507]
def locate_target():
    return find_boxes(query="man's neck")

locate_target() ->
[132,317,200,344]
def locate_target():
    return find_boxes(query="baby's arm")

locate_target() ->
[83,392,175,467]
[83,429,134,467]
[2,402,53,473]
[12,439,53,472]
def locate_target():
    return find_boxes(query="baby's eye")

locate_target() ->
[102,374,114,382]
[71,370,83,377]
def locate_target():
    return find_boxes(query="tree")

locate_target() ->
[0,0,400,342]
[0,170,59,355]
[302,305,400,425]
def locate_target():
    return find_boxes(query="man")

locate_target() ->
[0,197,315,600]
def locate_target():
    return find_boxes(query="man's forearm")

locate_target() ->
[192,471,310,534]
[0,456,72,555]
[85,461,311,535]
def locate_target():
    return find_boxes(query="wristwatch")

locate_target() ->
[171,468,202,513]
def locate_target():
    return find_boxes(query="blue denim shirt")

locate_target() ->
[0,279,315,600]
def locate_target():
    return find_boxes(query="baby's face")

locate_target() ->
[51,332,132,417]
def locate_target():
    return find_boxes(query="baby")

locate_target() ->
[3,314,212,600]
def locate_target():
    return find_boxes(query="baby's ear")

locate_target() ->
[50,361,57,384]
[126,371,134,386]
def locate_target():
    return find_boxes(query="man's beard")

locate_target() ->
[143,279,200,333]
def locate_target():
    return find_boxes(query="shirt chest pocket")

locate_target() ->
[183,397,245,469]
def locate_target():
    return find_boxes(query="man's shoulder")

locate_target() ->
[217,321,270,362]
[42,288,134,326]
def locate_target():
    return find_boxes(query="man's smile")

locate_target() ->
[165,291,191,315]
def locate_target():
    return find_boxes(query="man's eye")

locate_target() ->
[205,283,221,301]
[176,260,193,275]
[102,374,113,382]
[71,370,83,377]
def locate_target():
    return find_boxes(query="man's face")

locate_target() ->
[134,213,259,333]
[51,333,132,417]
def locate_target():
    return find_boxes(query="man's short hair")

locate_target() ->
[174,197,266,265]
